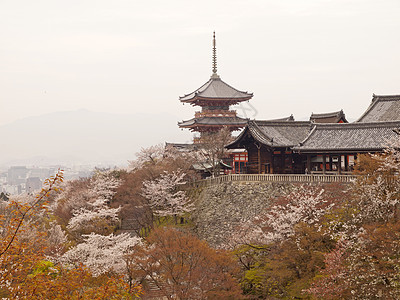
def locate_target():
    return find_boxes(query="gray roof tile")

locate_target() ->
[310,110,347,123]
[294,121,400,153]
[179,77,252,102]
[357,95,400,122]
[266,115,295,122]
[227,120,312,148]
[250,120,312,147]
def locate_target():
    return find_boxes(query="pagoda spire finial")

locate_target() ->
[211,31,220,79]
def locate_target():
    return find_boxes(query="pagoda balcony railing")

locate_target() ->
[195,110,237,118]
[182,173,358,189]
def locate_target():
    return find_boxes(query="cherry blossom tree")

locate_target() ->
[141,170,194,224]
[231,185,334,246]
[45,221,68,258]
[308,222,400,299]
[63,171,122,236]
[306,239,351,299]
[61,232,141,277]
[307,139,400,299]
[128,143,165,171]
[330,144,400,242]
[376,136,400,172]
[67,205,121,233]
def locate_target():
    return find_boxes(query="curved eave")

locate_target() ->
[225,124,274,149]
[247,122,274,146]
[226,126,250,149]
[178,117,247,133]
[180,124,246,133]
[179,116,247,126]
[179,122,247,128]
[179,77,254,104]
[180,95,252,106]
[227,120,309,149]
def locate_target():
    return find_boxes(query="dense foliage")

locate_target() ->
[2,136,400,299]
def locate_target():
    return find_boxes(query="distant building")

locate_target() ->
[28,167,51,181]
[8,166,28,185]
[26,177,42,193]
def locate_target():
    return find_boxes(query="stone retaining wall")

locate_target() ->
[191,181,348,248]
[191,181,295,248]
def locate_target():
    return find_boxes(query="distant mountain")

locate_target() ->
[0,109,193,167]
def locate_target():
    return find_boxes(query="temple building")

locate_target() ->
[174,34,400,176]
[178,32,253,142]
[227,94,400,174]
[226,119,313,174]
[293,121,400,173]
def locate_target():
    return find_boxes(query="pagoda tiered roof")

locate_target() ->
[357,94,400,123]
[178,116,248,132]
[179,76,253,106]
[178,32,253,135]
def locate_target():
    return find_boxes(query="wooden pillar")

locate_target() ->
[329,155,333,171]
[338,155,342,174]
[258,147,261,174]
[306,155,311,173]
[269,151,274,174]
[322,155,326,174]
[344,155,348,171]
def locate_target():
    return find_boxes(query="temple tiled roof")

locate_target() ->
[227,120,312,149]
[294,121,400,153]
[267,115,295,122]
[178,116,248,128]
[179,77,253,105]
[357,94,400,123]
[310,110,347,123]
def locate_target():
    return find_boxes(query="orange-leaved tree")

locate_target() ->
[0,170,142,299]
[130,227,243,299]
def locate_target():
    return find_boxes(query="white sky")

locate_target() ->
[1,0,400,125]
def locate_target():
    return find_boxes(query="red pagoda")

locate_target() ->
[178,32,253,140]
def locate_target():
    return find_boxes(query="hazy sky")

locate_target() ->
[2,0,400,126]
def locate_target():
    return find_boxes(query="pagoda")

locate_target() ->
[178,32,253,140]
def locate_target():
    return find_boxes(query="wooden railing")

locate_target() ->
[183,173,357,188]
[195,110,237,118]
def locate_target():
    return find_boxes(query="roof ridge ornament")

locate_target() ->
[211,31,220,79]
